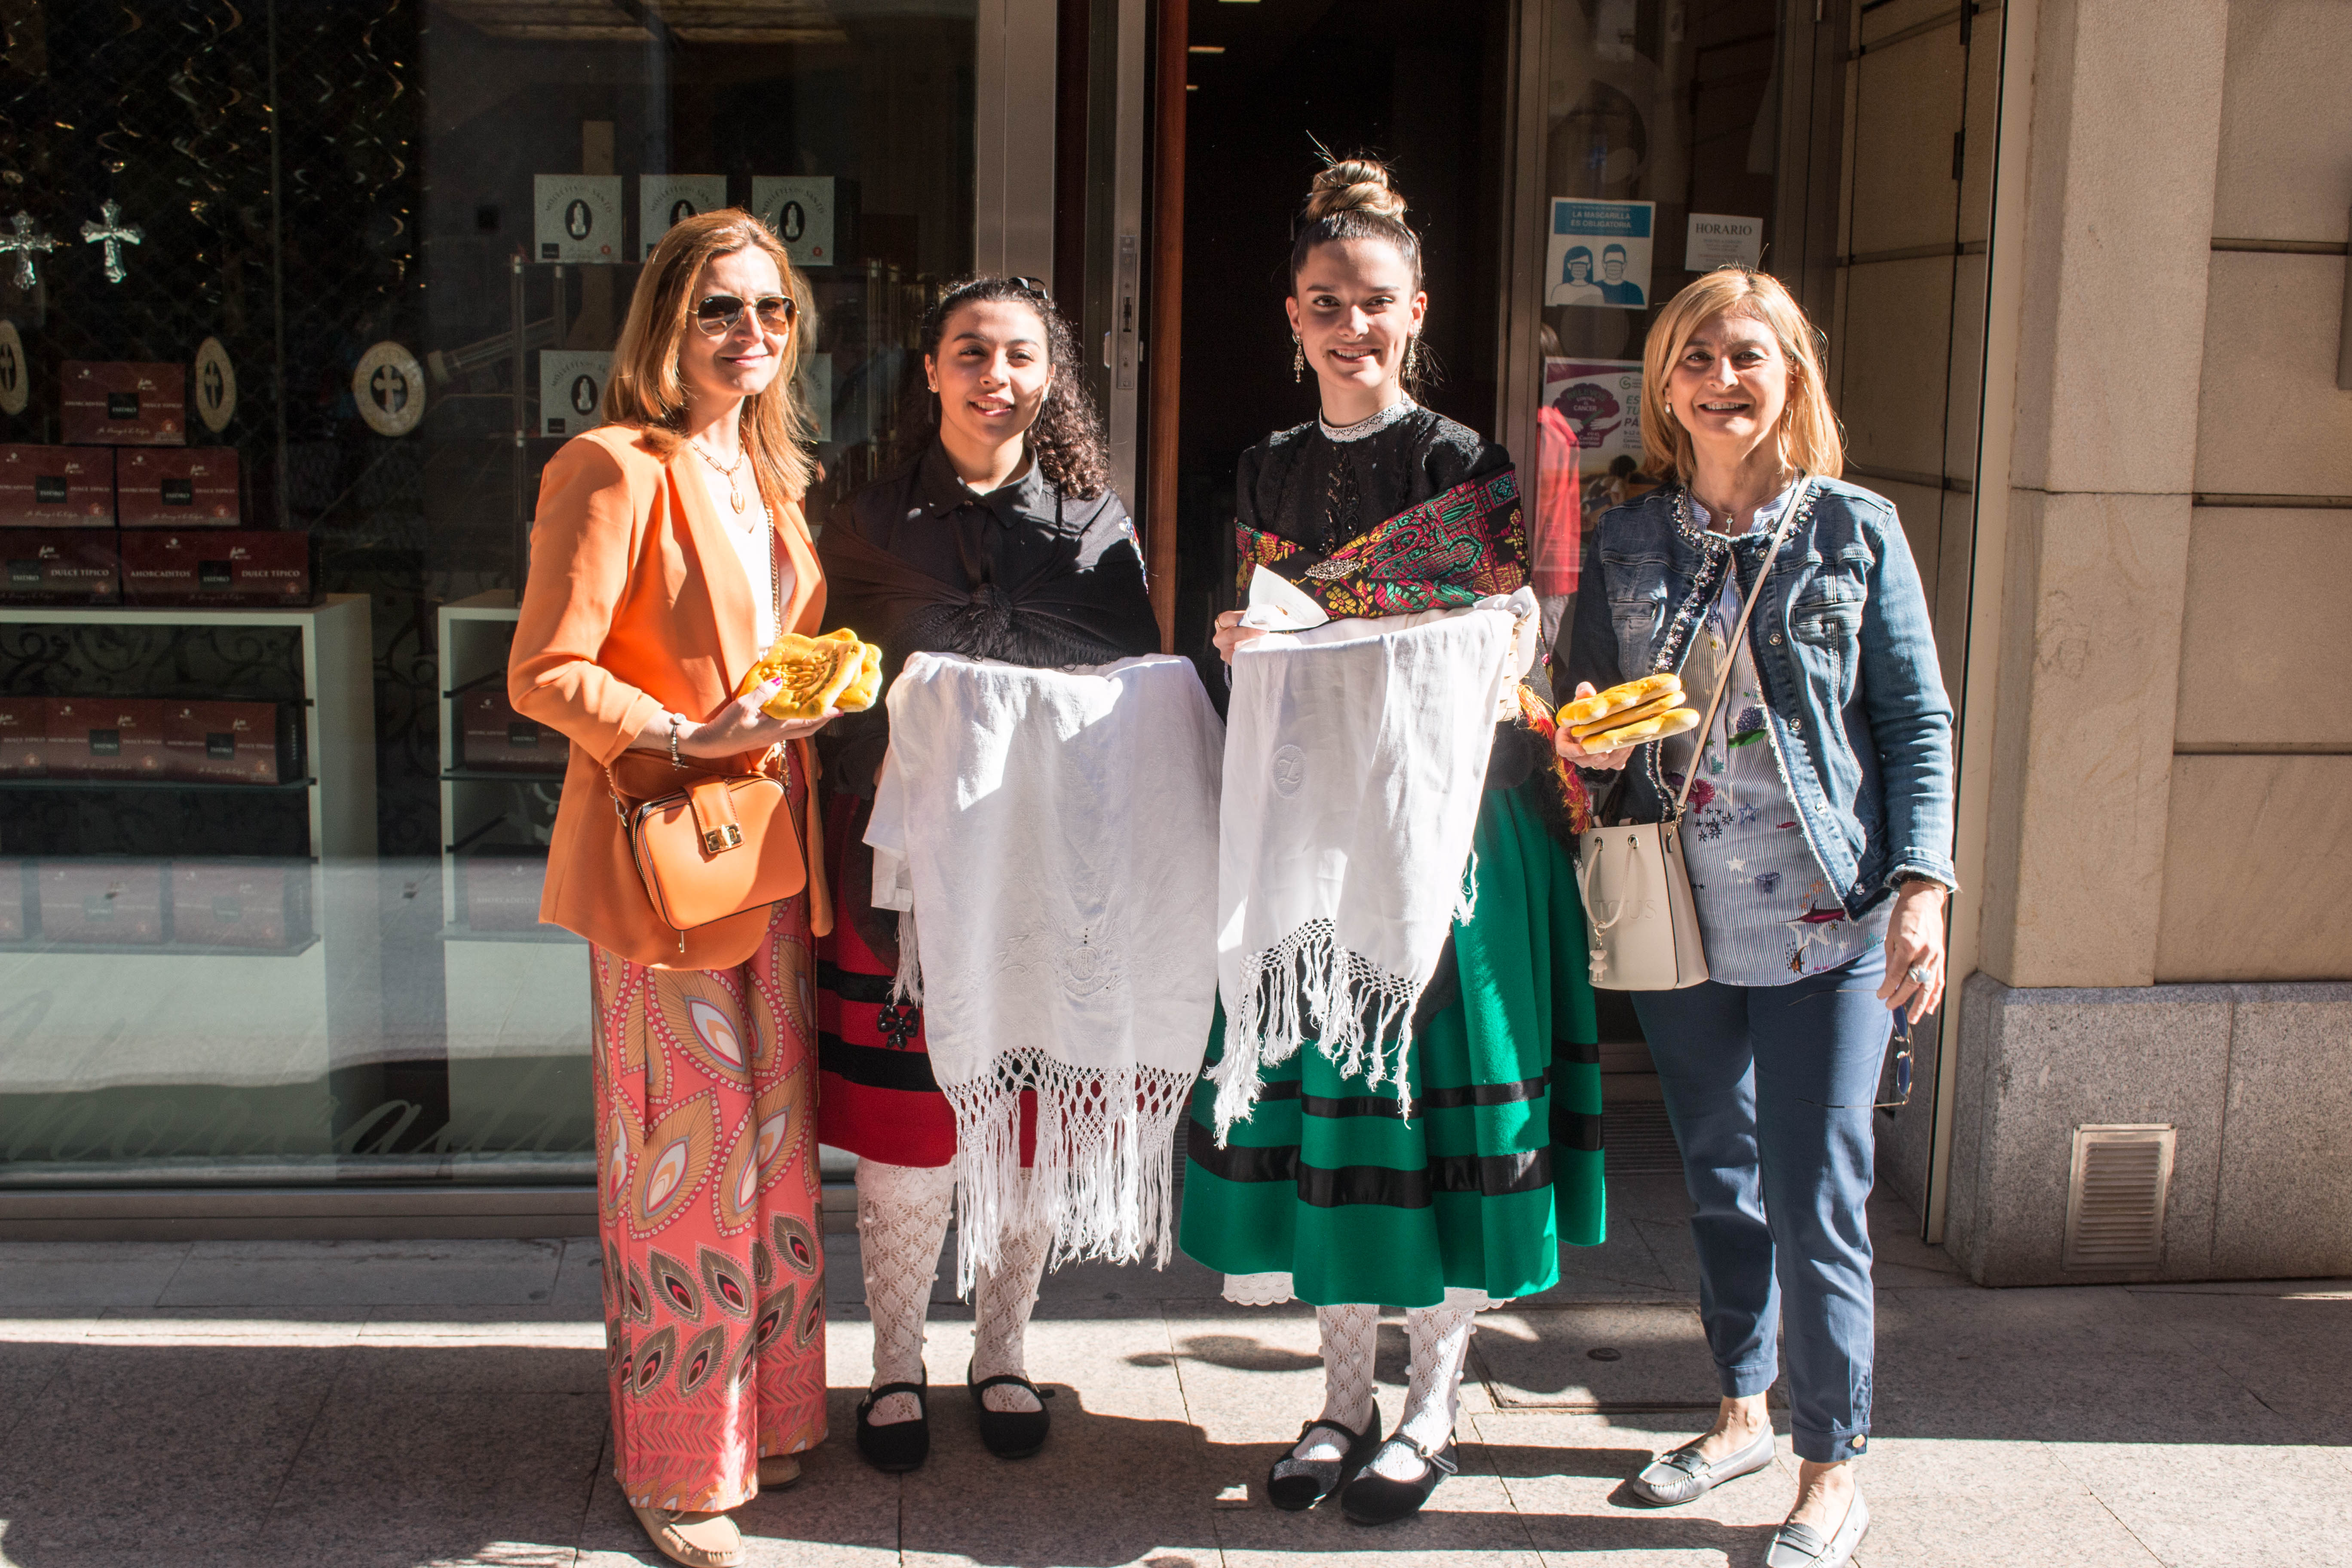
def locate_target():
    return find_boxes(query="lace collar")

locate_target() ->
[1317,396,1418,444]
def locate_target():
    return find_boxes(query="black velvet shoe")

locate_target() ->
[967,1359,1054,1459]
[1340,1435,1460,1526]
[1265,1406,1384,1512]
[854,1377,930,1473]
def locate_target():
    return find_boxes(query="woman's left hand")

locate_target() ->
[1877,879,1950,1024]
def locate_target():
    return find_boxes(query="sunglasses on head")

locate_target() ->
[692,293,796,337]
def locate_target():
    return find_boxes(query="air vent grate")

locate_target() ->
[2062,1124,2176,1271]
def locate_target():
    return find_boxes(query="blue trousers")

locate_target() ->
[1631,948,1891,1463]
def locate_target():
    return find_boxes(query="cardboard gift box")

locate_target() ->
[1,530,118,603]
[0,860,25,942]
[163,700,283,784]
[0,445,115,527]
[61,361,187,446]
[37,861,167,944]
[459,687,570,772]
[46,697,168,780]
[460,847,550,932]
[116,448,240,527]
[119,530,309,605]
[172,861,310,949]
[0,696,48,777]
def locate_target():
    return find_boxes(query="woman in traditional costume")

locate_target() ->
[1184,159,1605,1526]
[814,276,1167,1472]
[510,210,831,1568]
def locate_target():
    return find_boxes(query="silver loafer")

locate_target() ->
[1626,1427,1776,1506]
[1763,1489,1869,1568]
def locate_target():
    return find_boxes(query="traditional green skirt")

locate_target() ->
[1178,781,1604,1308]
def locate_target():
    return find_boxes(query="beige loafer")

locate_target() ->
[757,1452,802,1489]
[631,1504,743,1568]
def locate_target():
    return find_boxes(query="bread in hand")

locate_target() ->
[1580,705,1701,749]
[737,628,885,719]
[1559,672,1682,729]
[1570,689,1683,741]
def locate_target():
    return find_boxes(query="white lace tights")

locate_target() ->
[854,1158,1053,1423]
[1278,1301,1479,1484]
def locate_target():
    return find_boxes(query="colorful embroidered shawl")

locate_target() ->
[1234,468,1529,616]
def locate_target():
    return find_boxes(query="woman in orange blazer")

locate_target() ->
[509,209,833,1568]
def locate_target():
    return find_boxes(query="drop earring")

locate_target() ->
[1292,334,1304,383]
[1403,333,1419,386]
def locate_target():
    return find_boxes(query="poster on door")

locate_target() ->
[1546,199,1654,309]
[533,175,625,264]
[752,177,836,269]
[539,351,610,438]
[640,176,728,260]
[1544,358,1643,472]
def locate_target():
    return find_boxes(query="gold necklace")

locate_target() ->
[689,437,747,514]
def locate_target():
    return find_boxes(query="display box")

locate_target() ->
[0,860,25,942]
[116,448,240,527]
[459,847,550,932]
[119,530,309,605]
[37,861,167,945]
[46,696,168,779]
[171,861,310,949]
[1,530,118,603]
[61,361,187,446]
[0,696,48,776]
[0,445,115,527]
[459,687,569,772]
[164,699,283,784]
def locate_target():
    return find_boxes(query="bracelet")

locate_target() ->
[667,713,685,769]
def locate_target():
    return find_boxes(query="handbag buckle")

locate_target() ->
[702,823,744,853]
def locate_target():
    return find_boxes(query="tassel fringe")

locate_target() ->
[891,906,924,1006]
[1209,917,1425,1140]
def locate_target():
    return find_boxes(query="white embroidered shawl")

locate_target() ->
[865,651,1224,1292]
[1208,588,1537,1139]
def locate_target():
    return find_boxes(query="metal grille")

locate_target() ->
[1605,1097,1685,1176]
[2063,1124,2175,1271]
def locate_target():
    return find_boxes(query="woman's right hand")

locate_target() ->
[1553,681,1636,772]
[1213,609,1268,663]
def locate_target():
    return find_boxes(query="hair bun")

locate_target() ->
[1304,158,1408,225]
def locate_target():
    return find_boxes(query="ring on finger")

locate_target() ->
[1906,963,1933,985]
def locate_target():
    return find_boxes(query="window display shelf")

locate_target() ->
[0,596,378,863]
[0,778,315,793]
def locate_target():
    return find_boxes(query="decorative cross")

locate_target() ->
[80,200,142,285]
[0,212,59,292]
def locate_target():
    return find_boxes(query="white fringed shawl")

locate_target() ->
[865,651,1224,1292]
[1208,588,1537,1139]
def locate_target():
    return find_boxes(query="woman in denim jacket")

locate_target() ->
[1558,268,1955,1568]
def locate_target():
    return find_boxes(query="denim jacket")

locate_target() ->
[1564,477,1957,919]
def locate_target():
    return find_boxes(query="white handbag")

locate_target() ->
[1576,484,1806,991]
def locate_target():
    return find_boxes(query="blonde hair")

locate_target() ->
[603,209,817,504]
[1639,266,1842,484]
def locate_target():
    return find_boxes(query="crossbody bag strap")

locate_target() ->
[1670,477,1810,820]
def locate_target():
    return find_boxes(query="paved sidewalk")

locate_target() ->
[2,1176,2347,1567]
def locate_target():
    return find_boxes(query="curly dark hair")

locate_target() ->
[904,276,1113,500]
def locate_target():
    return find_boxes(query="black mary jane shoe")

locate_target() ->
[1265,1406,1384,1512]
[1340,1435,1460,1526]
[854,1376,931,1473]
[967,1359,1054,1459]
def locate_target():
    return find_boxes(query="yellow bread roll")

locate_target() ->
[737,628,885,719]
[1571,689,1683,741]
[1580,704,1701,749]
[1558,672,1681,730]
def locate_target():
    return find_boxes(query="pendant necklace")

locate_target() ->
[690,437,748,515]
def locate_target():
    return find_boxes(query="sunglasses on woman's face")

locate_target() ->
[693,293,796,337]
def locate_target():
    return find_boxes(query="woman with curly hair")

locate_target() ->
[812,276,1164,1472]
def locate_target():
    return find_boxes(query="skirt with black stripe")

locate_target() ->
[1177,782,1604,1307]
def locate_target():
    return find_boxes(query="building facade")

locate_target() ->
[1,0,2344,1283]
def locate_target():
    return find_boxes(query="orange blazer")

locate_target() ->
[508,424,830,968]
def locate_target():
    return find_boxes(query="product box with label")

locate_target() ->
[459,847,550,932]
[119,530,310,605]
[1,530,118,603]
[37,860,167,945]
[460,687,569,772]
[46,697,168,780]
[172,861,311,949]
[0,696,48,776]
[164,700,283,784]
[116,448,240,527]
[0,445,115,527]
[61,362,187,446]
